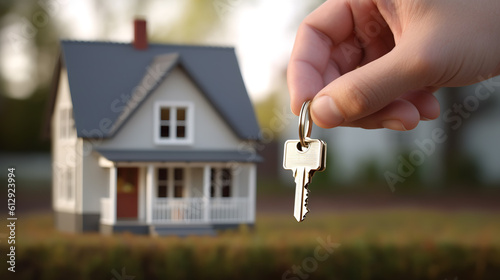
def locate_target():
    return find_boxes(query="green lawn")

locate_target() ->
[3,210,500,279]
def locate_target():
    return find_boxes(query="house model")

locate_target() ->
[47,19,261,235]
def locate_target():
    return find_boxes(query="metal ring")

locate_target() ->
[298,100,312,148]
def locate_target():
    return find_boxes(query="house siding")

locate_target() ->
[96,67,243,151]
[52,68,78,214]
[55,212,100,232]
[80,148,109,213]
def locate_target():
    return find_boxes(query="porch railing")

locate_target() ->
[152,197,249,224]
[210,198,248,223]
[100,197,112,224]
[153,198,205,223]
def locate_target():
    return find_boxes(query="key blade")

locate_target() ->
[293,187,309,222]
[293,168,310,222]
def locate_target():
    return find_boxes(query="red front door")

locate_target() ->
[116,167,138,219]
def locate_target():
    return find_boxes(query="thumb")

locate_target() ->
[310,44,429,129]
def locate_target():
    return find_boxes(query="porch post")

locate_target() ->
[109,166,117,224]
[146,164,154,223]
[248,164,256,223]
[203,165,211,222]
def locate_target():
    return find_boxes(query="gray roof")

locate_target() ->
[97,149,262,163]
[59,40,261,140]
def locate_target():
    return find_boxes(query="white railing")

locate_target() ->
[153,198,205,223]
[152,197,249,224]
[100,197,113,224]
[210,197,248,223]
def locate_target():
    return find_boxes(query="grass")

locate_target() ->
[12,209,500,246]
[3,209,500,279]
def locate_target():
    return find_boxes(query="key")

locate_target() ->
[283,100,327,222]
[283,138,326,222]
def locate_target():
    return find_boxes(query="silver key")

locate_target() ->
[283,100,327,222]
[283,139,326,221]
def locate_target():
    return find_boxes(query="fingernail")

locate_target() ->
[382,120,407,131]
[311,96,344,127]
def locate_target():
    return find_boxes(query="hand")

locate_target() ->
[288,0,500,130]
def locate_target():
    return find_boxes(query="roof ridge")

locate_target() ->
[60,39,235,51]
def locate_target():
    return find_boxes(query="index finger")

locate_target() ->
[287,0,355,115]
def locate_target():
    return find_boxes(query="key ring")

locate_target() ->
[298,100,312,148]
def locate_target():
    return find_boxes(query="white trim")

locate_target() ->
[203,165,211,222]
[138,167,146,221]
[98,156,114,168]
[248,164,256,223]
[146,164,154,223]
[154,101,194,145]
[109,166,117,224]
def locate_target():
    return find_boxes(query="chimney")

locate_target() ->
[133,19,148,50]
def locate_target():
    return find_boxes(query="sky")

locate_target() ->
[0,0,314,102]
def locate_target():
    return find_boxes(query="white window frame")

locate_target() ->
[55,163,75,207]
[59,107,76,142]
[154,101,194,145]
[156,167,186,198]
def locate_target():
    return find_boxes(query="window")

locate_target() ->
[210,168,232,198]
[221,168,231,197]
[156,102,193,144]
[56,164,75,203]
[157,168,168,197]
[173,168,184,197]
[157,167,184,198]
[59,107,76,140]
[65,168,74,200]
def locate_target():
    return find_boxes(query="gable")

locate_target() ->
[56,41,261,141]
[96,67,242,150]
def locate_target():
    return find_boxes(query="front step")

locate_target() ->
[150,224,216,237]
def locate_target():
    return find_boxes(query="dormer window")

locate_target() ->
[155,101,193,145]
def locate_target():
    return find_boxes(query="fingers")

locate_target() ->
[310,43,431,129]
[288,0,396,116]
[341,99,420,130]
[400,89,440,120]
[288,0,355,115]
[318,93,441,131]
[310,85,441,131]
[318,92,441,131]
[289,0,439,130]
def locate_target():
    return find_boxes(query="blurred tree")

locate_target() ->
[439,87,498,187]
[0,91,49,152]
[0,1,58,152]
[0,0,14,19]
[149,0,223,44]
[168,0,219,42]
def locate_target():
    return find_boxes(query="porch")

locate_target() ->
[98,162,256,228]
[101,197,251,224]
